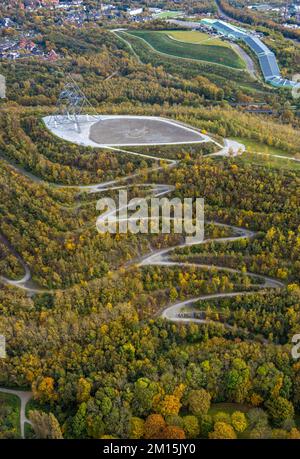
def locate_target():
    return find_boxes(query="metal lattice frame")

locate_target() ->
[49,76,98,133]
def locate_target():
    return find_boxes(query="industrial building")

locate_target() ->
[201,18,297,89]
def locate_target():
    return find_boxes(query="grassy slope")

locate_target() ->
[155,11,183,19]
[116,31,265,94]
[233,137,300,171]
[168,30,232,47]
[128,30,245,69]
[241,153,300,171]
[233,137,296,157]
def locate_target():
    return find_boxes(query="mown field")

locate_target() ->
[167,30,232,47]
[128,30,245,69]
[233,137,296,157]
[154,11,183,19]
[115,31,266,96]
[240,152,300,171]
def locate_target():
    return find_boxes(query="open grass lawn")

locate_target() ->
[0,392,21,438]
[168,30,231,47]
[233,137,300,171]
[233,137,294,157]
[155,11,183,19]
[237,152,300,171]
[128,31,245,69]
[116,31,264,94]
[209,402,251,416]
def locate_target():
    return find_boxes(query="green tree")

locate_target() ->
[209,422,237,439]
[231,411,247,433]
[265,397,294,427]
[226,358,251,403]
[77,377,92,403]
[188,389,211,416]
[183,415,200,438]
[72,403,87,438]
[200,414,214,438]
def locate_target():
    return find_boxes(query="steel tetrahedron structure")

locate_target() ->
[50,76,98,133]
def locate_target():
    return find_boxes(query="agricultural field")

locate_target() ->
[127,30,246,69]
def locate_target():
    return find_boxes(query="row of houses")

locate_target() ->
[0,36,58,61]
[248,2,300,22]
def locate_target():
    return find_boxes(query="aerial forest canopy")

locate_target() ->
[0,2,300,441]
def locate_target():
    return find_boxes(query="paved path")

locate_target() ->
[209,138,245,157]
[0,388,32,438]
[215,0,236,22]
[254,151,300,163]
[0,121,283,333]
[111,29,142,64]
[139,218,283,327]
[0,130,241,293]
[231,43,257,79]
[0,119,285,437]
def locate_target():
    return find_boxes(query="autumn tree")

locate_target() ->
[77,377,92,403]
[265,397,294,427]
[32,376,56,404]
[231,411,247,433]
[130,417,144,439]
[159,426,185,439]
[182,415,200,438]
[188,389,211,416]
[143,414,166,439]
[289,428,300,439]
[209,422,237,439]
[29,410,63,439]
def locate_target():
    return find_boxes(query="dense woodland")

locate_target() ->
[0,2,300,440]
[218,0,300,40]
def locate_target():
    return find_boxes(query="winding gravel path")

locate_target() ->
[0,123,285,437]
[0,135,279,305]
[0,134,282,324]
[0,133,238,292]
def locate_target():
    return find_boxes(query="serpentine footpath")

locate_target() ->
[0,136,283,308]
[0,132,284,437]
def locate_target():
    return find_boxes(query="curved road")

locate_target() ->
[0,136,281,306]
[0,126,285,437]
[0,136,241,292]
[231,43,257,79]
